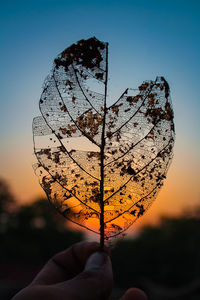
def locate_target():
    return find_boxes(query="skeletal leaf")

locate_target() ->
[33,37,175,246]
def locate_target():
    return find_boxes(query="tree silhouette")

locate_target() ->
[0,178,16,234]
[0,179,82,263]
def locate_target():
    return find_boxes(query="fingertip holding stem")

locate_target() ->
[120,288,148,300]
[84,252,107,270]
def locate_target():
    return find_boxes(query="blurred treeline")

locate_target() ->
[0,178,83,299]
[0,178,82,264]
[1,178,200,300]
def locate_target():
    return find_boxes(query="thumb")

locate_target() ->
[120,288,148,300]
[56,251,113,300]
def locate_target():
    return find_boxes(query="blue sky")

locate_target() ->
[1,0,200,137]
[0,0,199,222]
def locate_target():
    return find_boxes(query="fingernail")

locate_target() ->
[85,252,106,270]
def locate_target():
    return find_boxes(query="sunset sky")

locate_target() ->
[0,0,200,230]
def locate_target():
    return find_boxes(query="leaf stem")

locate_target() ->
[100,43,108,250]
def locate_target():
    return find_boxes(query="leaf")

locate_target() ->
[33,37,175,247]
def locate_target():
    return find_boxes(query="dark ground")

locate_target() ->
[1,178,200,300]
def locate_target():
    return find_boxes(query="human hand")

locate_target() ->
[12,241,148,300]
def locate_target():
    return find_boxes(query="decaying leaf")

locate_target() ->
[33,37,175,247]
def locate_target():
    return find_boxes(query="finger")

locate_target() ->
[120,288,148,300]
[55,251,113,300]
[32,241,100,285]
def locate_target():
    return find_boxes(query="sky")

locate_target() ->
[0,0,200,230]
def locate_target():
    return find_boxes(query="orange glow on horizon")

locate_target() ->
[1,133,200,237]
